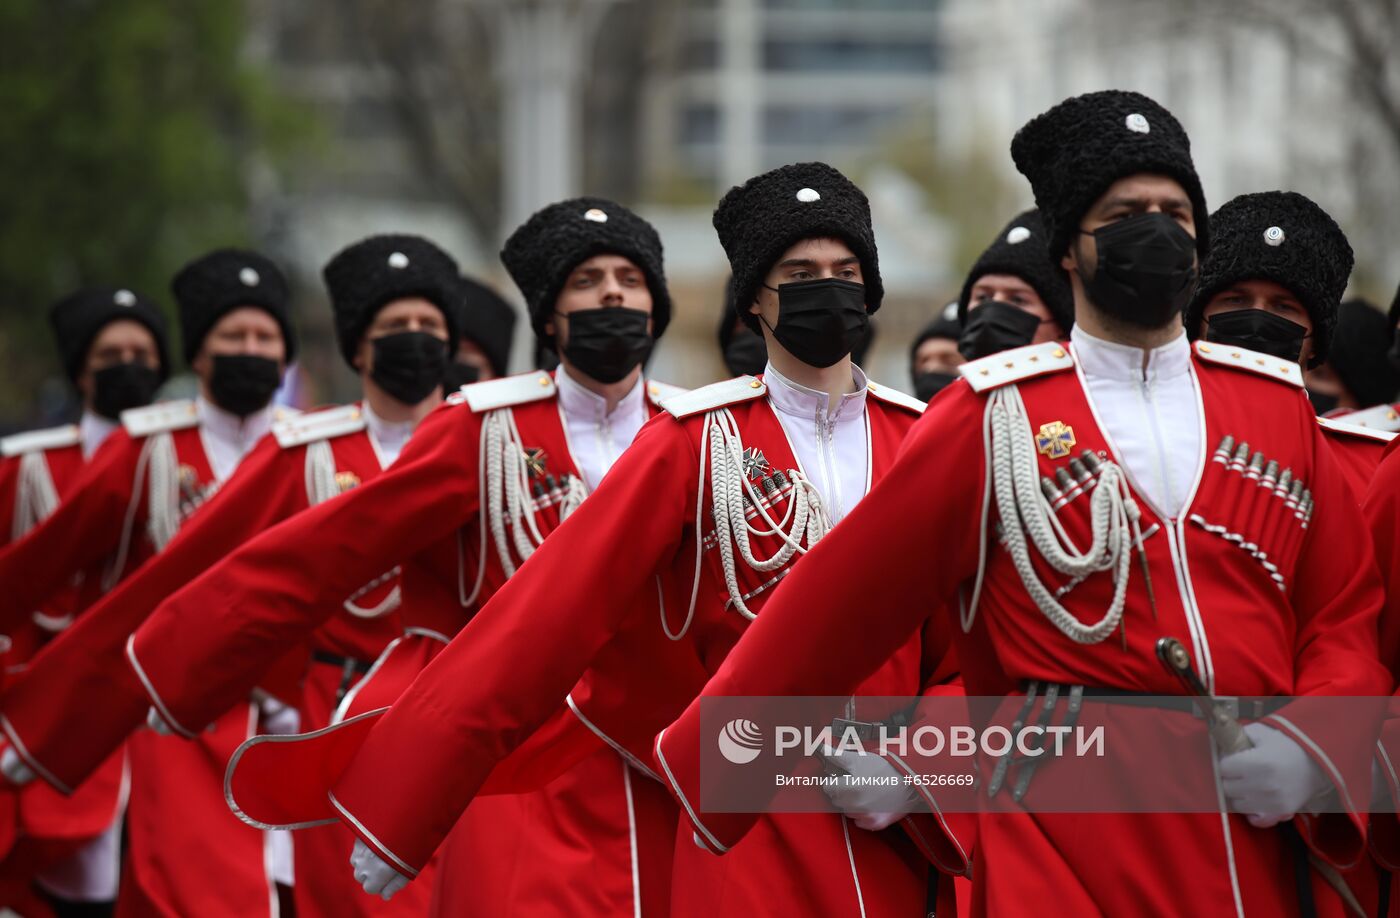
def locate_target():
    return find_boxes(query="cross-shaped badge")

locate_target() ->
[1035,421,1076,460]
[741,447,771,481]
[524,448,548,478]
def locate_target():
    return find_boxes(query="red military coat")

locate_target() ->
[323,374,960,917]
[0,399,285,918]
[1318,415,1395,505]
[658,341,1389,917]
[0,423,111,901]
[1361,438,1400,904]
[2,403,413,917]
[143,371,682,917]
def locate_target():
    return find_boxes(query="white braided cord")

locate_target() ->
[985,385,1141,645]
[667,407,830,640]
[13,451,59,541]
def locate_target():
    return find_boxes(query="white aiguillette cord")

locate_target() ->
[967,384,1145,645]
[665,407,830,641]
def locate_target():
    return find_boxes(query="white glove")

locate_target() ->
[0,746,34,786]
[146,707,175,736]
[350,838,409,900]
[1219,723,1331,828]
[818,745,917,832]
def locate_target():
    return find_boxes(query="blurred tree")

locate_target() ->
[1088,0,1400,294]
[343,0,679,246]
[0,0,316,425]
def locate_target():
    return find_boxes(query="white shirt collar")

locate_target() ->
[362,400,415,469]
[1071,325,1192,384]
[78,410,118,459]
[196,395,275,453]
[555,367,647,425]
[763,361,869,423]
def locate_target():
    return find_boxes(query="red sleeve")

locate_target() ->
[0,455,19,549]
[653,382,989,852]
[0,432,142,632]
[1363,440,1400,867]
[132,401,482,740]
[1262,398,1391,868]
[327,413,696,876]
[0,436,305,793]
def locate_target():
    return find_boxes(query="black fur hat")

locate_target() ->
[500,197,671,343]
[713,162,883,333]
[957,209,1073,334]
[48,287,171,384]
[1011,90,1209,262]
[171,249,296,364]
[322,235,462,367]
[1185,191,1352,367]
[457,275,516,378]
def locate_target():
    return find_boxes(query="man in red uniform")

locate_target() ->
[656,91,1389,915]
[308,162,964,916]
[0,248,297,916]
[127,197,685,915]
[1,235,474,916]
[0,286,169,914]
[1180,190,1394,500]
[956,208,1073,360]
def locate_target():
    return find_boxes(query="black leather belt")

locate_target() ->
[1065,684,1287,721]
[311,650,372,674]
[312,651,373,707]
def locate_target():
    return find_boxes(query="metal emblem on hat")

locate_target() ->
[1006,226,1031,244]
[239,267,260,287]
[583,208,608,223]
[1125,113,1150,134]
[524,447,548,478]
[795,187,821,203]
[1263,226,1285,247]
[388,252,410,269]
[113,289,137,307]
[741,447,771,481]
[1035,421,1076,460]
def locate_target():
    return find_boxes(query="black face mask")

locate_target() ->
[209,354,281,417]
[958,300,1041,361]
[723,331,768,377]
[913,371,958,403]
[441,360,481,393]
[761,278,869,369]
[1307,389,1340,416]
[560,307,653,384]
[1204,309,1309,364]
[1079,212,1197,328]
[370,332,449,405]
[92,362,161,420]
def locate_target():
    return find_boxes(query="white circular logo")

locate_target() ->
[1006,226,1031,245]
[239,267,260,287]
[795,187,821,203]
[1263,226,1286,247]
[388,251,410,269]
[1125,113,1150,134]
[113,289,137,307]
[941,301,959,321]
[584,208,609,223]
[717,718,764,765]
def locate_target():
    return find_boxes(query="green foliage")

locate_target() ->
[0,0,316,421]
